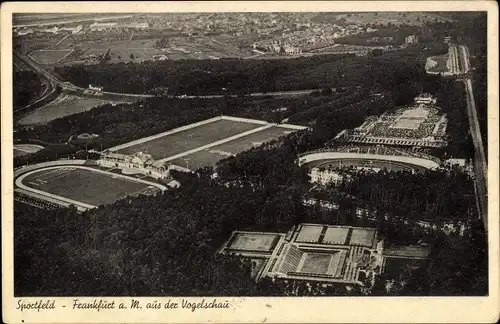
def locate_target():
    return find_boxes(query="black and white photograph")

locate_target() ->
[2,1,498,323]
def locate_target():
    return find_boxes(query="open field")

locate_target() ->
[228,232,280,252]
[18,94,119,125]
[296,224,323,243]
[14,144,44,157]
[211,126,294,154]
[300,253,333,274]
[323,227,349,245]
[169,125,298,169]
[426,55,449,73]
[114,118,262,159]
[29,49,74,64]
[349,228,376,247]
[20,166,160,206]
[170,149,233,170]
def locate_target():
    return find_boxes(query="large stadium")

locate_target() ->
[334,94,448,148]
[296,94,447,184]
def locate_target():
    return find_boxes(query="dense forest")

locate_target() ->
[13,71,44,110]
[53,48,431,96]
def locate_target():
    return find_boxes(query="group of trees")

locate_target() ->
[13,71,44,111]
[53,49,430,97]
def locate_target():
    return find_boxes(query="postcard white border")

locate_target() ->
[2,1,499,323]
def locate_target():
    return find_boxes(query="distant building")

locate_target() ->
[88,84,103,92]
[98,151,192,181]
[89,22,117,32]
[119,22,150,30]
[309,167,344,185]
[414,93,437,105]
[405,35,419,45]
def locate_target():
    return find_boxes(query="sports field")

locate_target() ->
[426,55,449,73]
[300,253,333,274]
[18,94,117,125]
[170,149,233,170]
[14,144,44,157]
[29,49,74,64]
[20,166,161,206]
[115,118,262,159]
[212,126,293,154]
[228,232,279,252]
[168,125,297,169]
[349,228,376,247]
[296,224,323,243]
[323,227,349,245]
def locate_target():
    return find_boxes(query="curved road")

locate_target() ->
[15,51,318,101]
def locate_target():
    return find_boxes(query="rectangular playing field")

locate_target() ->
[115,119,261,159]
[391,118,424,130]
[228,232,279,252]
[323,227,350,245]
[22,167,159,206]
[168,126,297,170]
[296,224,324,243]
[300,253,333,274]
[170,149,233,170]
[349,228,376,247]
[29,49,74,64]
[212,126,294,154]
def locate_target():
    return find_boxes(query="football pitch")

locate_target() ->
[168,125,298,169]
[20,166,162,206]
[228,232,280,252]
[300,253,333,274]
[114,118,262,159]
[29,49,74,64]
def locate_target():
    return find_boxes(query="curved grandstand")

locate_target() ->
[298,147,440,173]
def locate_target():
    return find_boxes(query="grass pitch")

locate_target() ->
[22,166,159,206]
[29,49,74,64]
[300,253,333,274]
[116,118,261,159]
[228,232,279,252]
